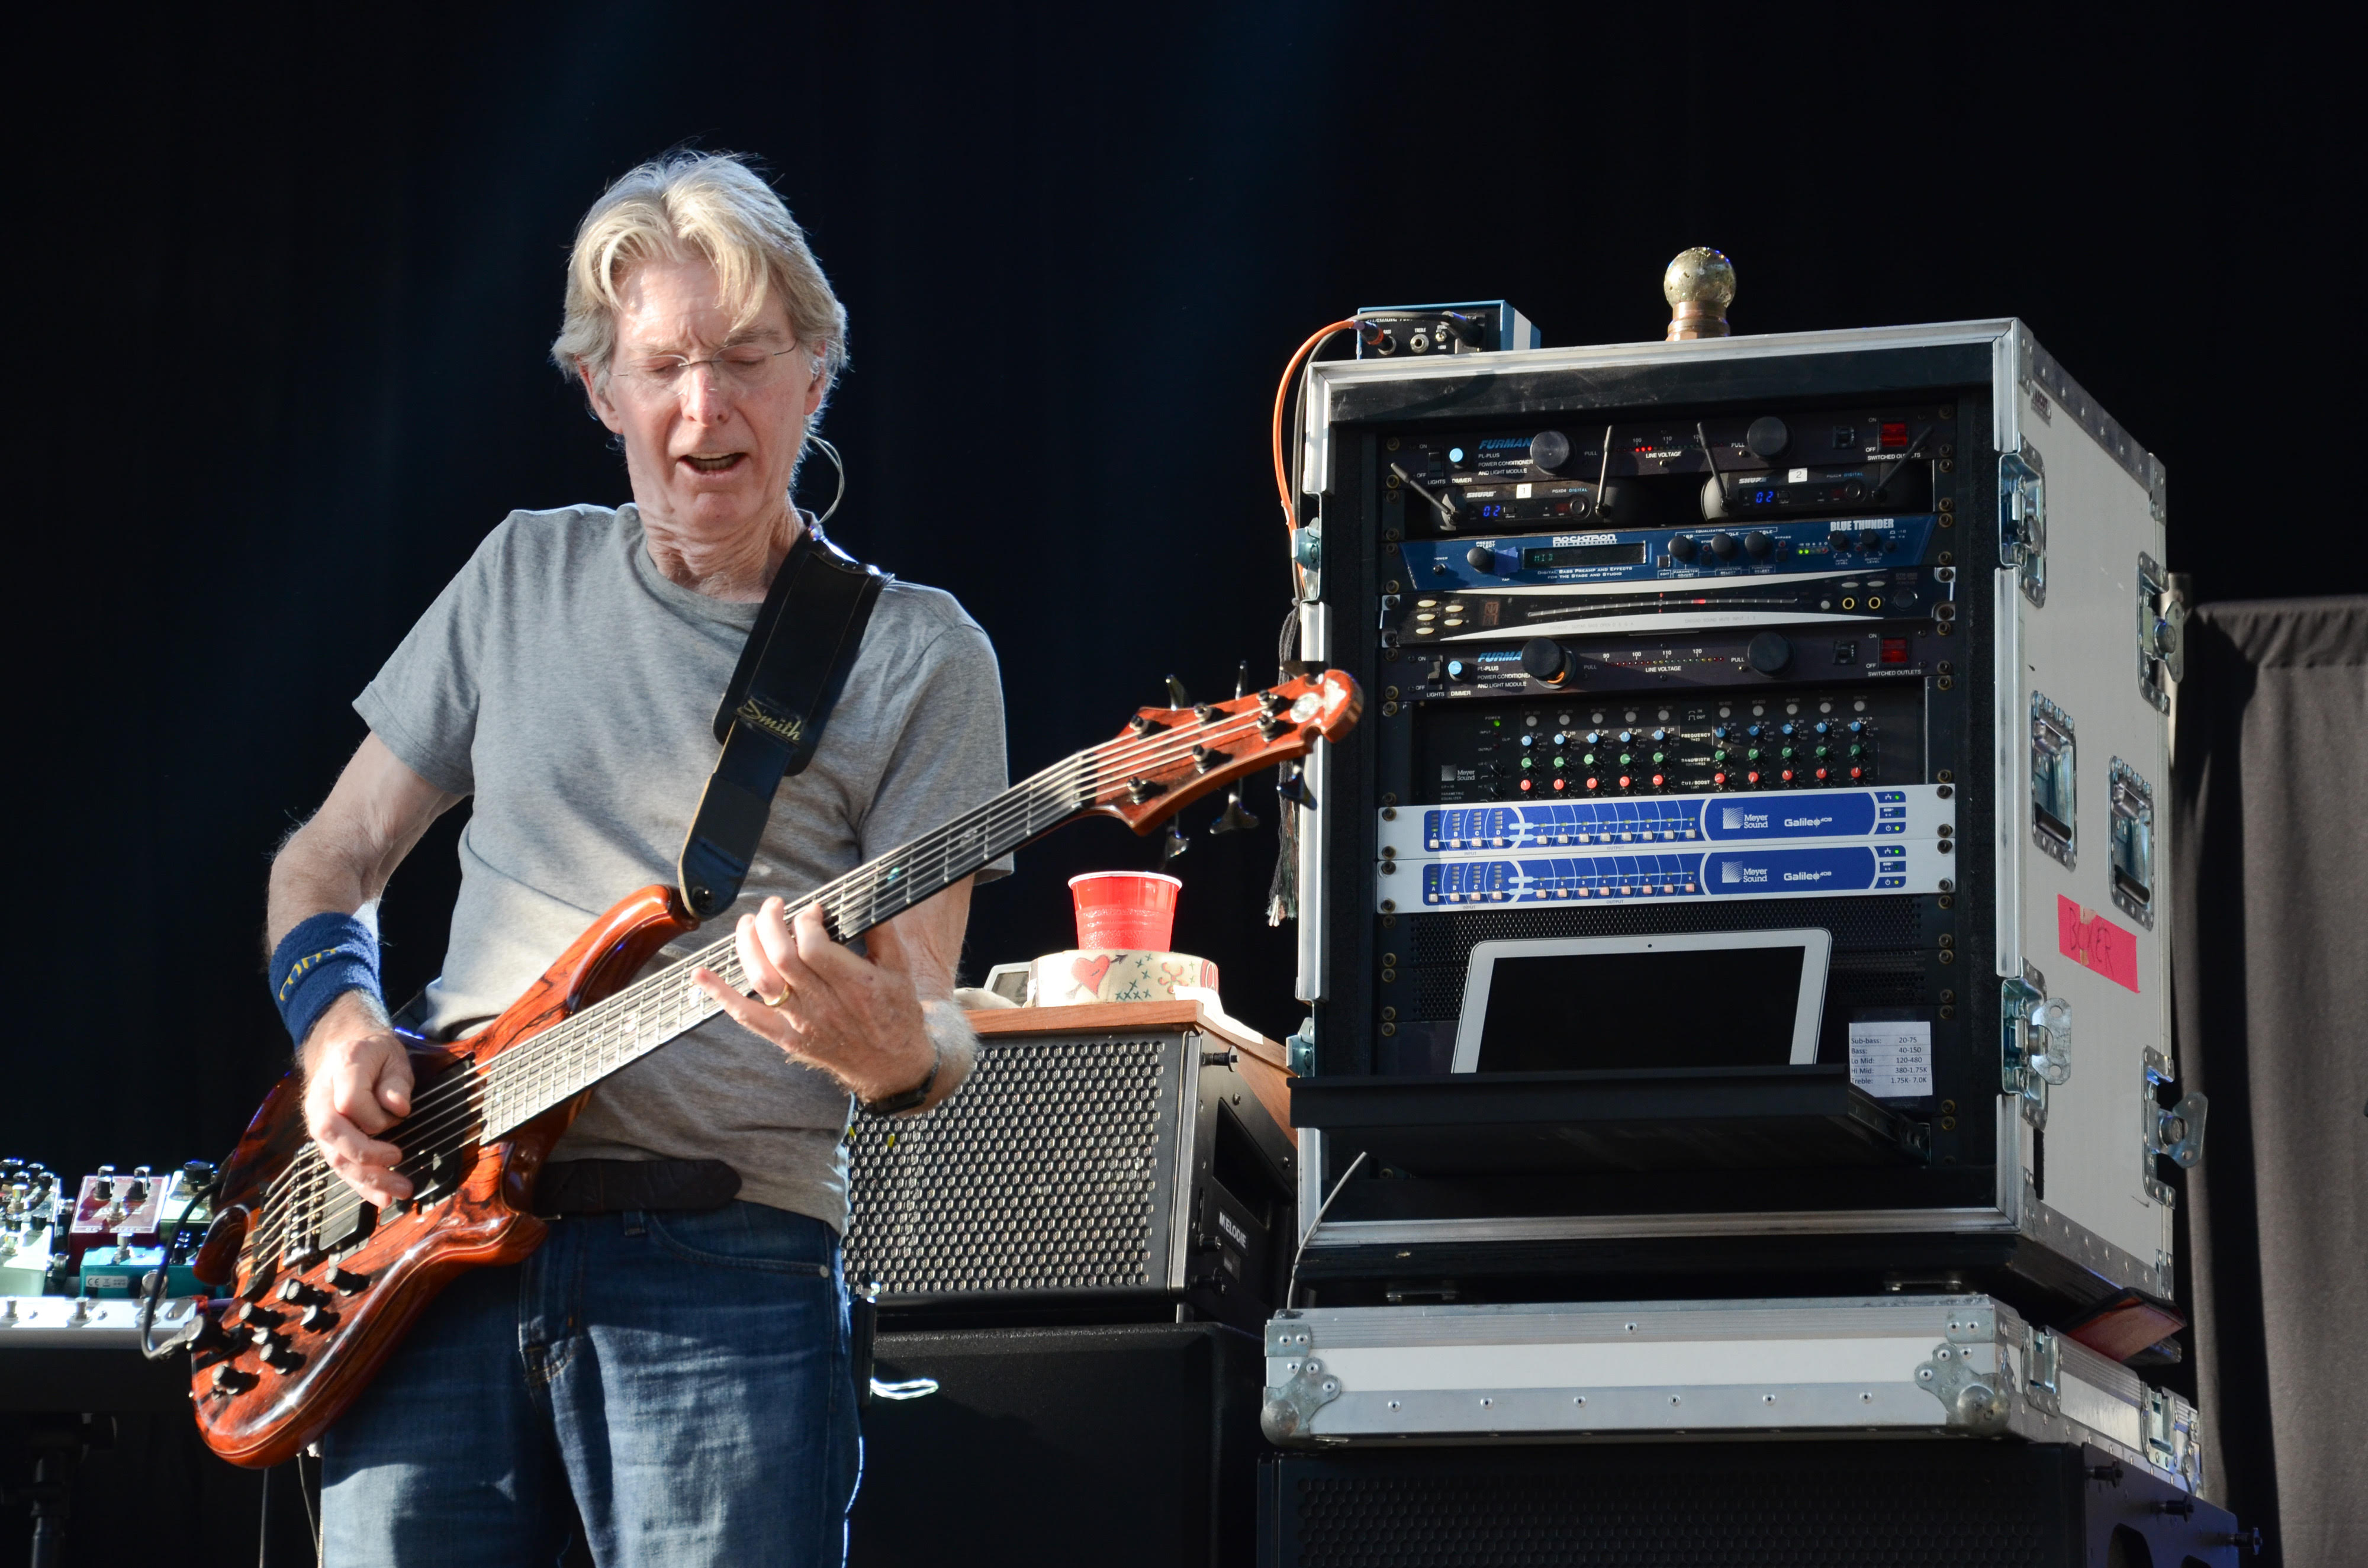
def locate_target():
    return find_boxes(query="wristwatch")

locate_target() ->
[859,1036,942,1117]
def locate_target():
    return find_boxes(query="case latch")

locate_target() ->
[2002,965,2071,1126]
[2135,552,2184,713]
[1999,443,2046,607]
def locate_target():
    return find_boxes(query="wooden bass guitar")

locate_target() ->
[188,669,1359,1466]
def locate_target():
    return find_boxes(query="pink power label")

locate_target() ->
[2058,896,2140,993]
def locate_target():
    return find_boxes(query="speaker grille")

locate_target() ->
[845,1036,1174,1294]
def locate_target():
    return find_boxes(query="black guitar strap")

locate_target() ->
[677,523,887,920]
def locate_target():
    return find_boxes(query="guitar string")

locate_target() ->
[252,745,1099,1232]
[329,710,1243,1178]
[246,720,1218,1252]
[368,700,1276,1139]
[244,701,1305,1255]
[245,702,1279,1251]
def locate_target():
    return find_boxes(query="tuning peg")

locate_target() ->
[1233,661,1252,700]
[1160,819,1190,864]
[1210,792,1261,836]
[1165,675,1192,707]
[1275,766,1316,810]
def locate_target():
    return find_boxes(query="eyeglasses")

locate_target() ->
[613,343,815,397]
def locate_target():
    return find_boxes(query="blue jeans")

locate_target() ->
[321,1203,861,1567]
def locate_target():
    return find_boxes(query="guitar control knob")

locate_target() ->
[211,1363,259,1394]
[259,1334,305,1373]
[1743,530,1774,559]
[300,1304,339,1332]
[329,1268,371,1296]
[278,1279,330,1308]
[1709,532,1740,561]
[1519,638,1569,685]
[1668,534,1698,562]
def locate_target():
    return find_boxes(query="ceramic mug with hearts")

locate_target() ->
[1028,949,1222,1006]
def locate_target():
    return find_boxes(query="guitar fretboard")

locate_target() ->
[479,749,1102,1137]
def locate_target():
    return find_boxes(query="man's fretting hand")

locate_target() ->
[696,897,938,1104]
[301,990,416,1206]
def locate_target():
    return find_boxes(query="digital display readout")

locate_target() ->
[1521,543,1650,569]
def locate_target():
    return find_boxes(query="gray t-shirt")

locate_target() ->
[355,503,1010,1229]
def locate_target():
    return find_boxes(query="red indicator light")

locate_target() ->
[1550,778,1566,791]
[1617,775,1632,788]
[1880,421,1909,449]
[1518,778,1533,792]
[1880,637,1910,664]
[1585,777,1600,791]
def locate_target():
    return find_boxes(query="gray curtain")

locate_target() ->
[2172,597,2368,1567]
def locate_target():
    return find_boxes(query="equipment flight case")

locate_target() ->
[1284,319,2198,1333]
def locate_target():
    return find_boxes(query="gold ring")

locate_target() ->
[762,988,790,1009]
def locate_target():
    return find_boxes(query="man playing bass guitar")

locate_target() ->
[265,150,1005,1565]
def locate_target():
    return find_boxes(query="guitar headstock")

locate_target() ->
[1091,668,1362,833]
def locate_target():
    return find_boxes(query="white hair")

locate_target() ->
[551,151,848,402]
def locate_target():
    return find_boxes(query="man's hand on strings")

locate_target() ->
[301,989,416,1206]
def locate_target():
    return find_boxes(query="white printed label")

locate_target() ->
[1787,467,1809,483]
[1848,1020,1933,1098]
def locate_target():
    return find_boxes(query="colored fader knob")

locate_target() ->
[1518,778,1533,791]
[1650,773,1666,787]
[1585,777,1600,791]
[1617,775,1632,788]
[1780,769,1796,783]
[1551,777,1566,791]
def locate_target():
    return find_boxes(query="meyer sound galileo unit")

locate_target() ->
[1280,321,2195,1328]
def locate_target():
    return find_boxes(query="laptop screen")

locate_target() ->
[1453,931,1830,1073]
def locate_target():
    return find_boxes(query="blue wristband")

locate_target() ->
[269,913,383,1049]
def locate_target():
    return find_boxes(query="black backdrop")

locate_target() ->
[1,4,2351,1195]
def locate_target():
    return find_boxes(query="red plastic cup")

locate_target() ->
[1069,871,1182,951]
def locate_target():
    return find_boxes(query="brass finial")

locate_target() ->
[1664,247,1735,340]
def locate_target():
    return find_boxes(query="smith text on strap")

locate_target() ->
[677,523,886,919]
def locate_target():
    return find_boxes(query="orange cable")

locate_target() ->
[1272,319,1359,534]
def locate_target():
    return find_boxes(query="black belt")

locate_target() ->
[530,1158,742,1216]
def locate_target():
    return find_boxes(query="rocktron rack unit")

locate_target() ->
[1284,320,2192,1328]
